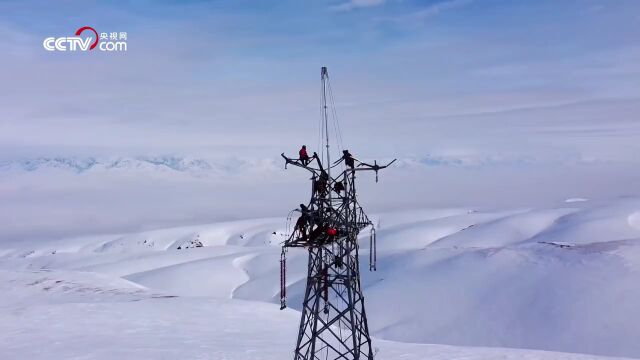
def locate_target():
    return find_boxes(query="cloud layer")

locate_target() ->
[2,0,640,240]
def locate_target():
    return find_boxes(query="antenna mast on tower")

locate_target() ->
[321,66,331,180]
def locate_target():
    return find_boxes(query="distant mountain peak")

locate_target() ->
[0,155,298,179]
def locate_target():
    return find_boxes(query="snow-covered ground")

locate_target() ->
[0,269,631,360]
[2,197,640,359]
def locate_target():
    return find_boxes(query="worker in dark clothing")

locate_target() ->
[299,145,310,165]
[314,170,329,196]
[333,180,345,194]
[308,224,331,245]
[334,150,355,169]
[300,204,309,218]
[295,204,310,242]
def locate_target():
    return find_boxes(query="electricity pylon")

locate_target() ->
[279,67,395,360]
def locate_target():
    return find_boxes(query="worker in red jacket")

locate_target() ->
[299,145,310,165]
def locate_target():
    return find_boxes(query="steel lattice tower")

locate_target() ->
[280,67,395,360]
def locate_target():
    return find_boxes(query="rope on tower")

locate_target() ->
[369,227,377,271]
[322,265,329,314]
[318,78,325,165]
[280,248,287,310]
[327,77,345,153]
[283,207,304,244]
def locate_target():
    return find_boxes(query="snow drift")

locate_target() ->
[2,197,640,358]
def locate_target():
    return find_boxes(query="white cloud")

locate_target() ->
[413,0,473,18]
[329,0,385,12]
[377,0,473,23]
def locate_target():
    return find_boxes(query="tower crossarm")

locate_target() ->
[355,158,397,171]
[331,159,396,180]
[281,152,328,176]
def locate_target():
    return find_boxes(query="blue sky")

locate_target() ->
[1,0,639,160]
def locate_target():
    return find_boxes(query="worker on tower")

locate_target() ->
[335,149,355,169]
[300,203,310,218]
[314,170,329,196]
[299,145,310,165]
[294,204,310,242]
